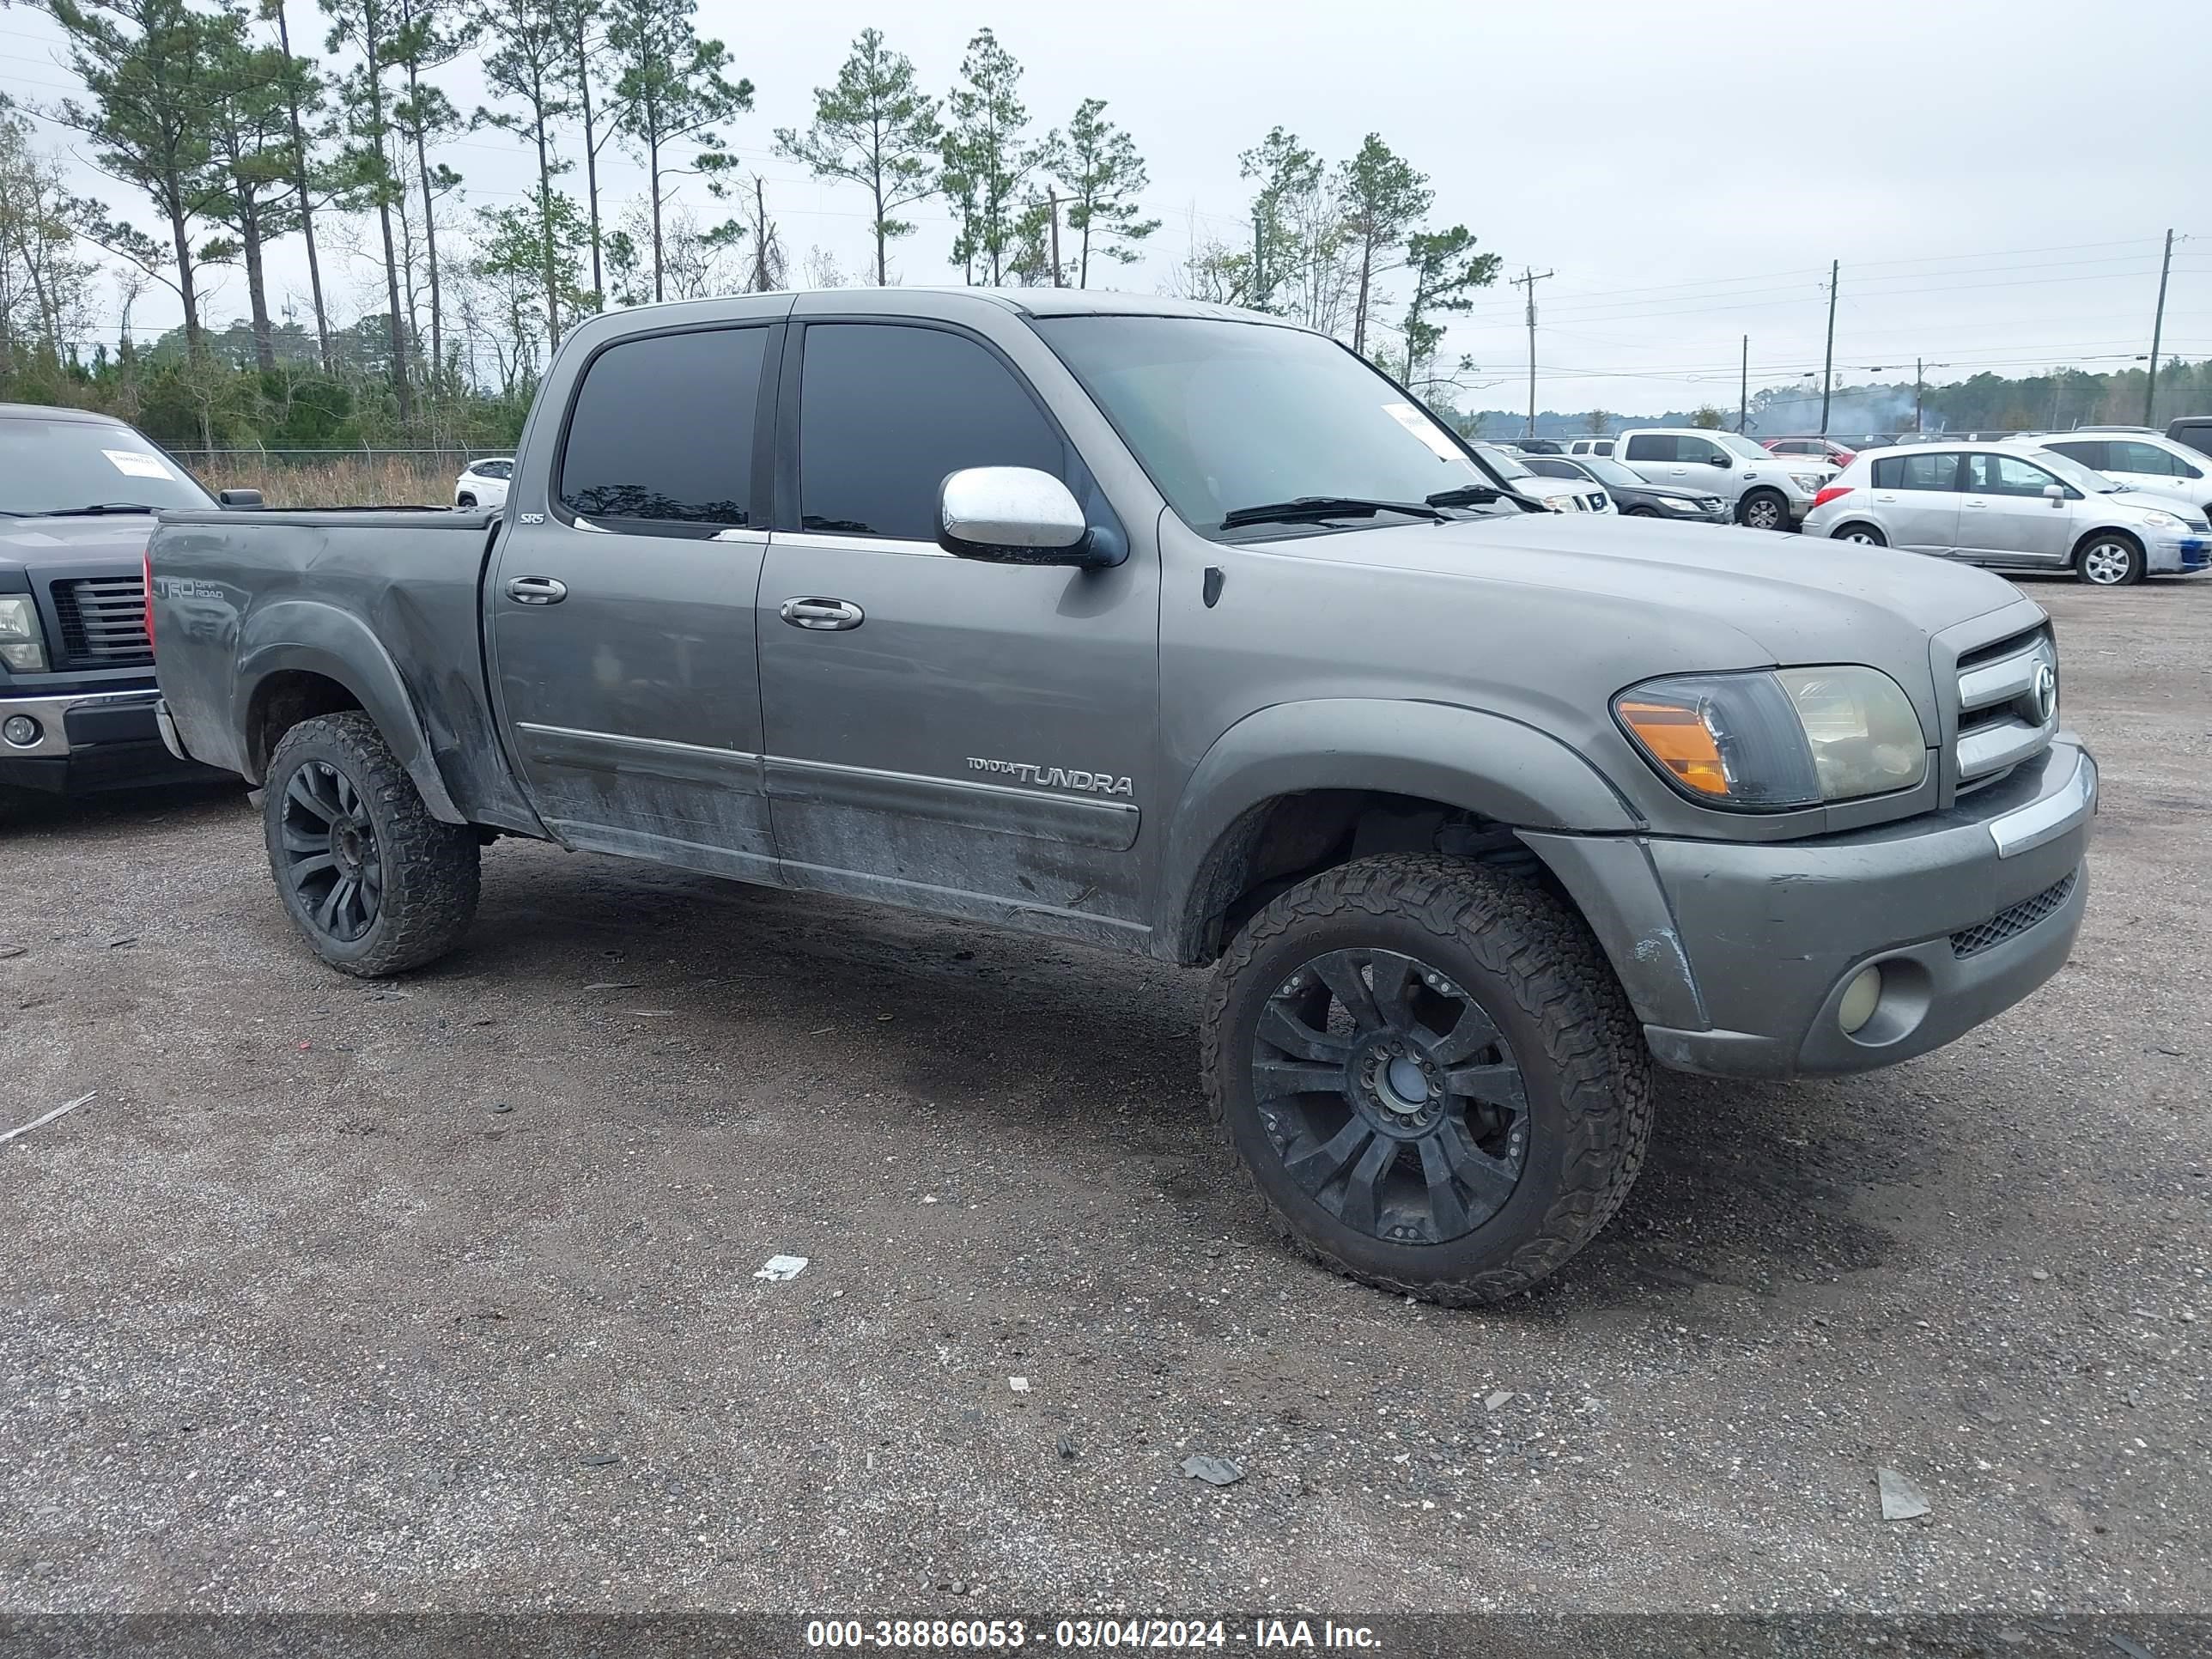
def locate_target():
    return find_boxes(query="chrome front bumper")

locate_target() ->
[0,690,164,759]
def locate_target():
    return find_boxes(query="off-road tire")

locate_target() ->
[1738,489,1790,531]
[264,710,479,976]
[1202,853,1653,1304]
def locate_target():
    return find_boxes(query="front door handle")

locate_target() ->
[780,596,865,631]
[505,575,568,605]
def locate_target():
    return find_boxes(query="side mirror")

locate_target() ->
[2042,483,2066,505]
[1708,454,1732,466]
[218,488,264,508]
[938,466,1114,567]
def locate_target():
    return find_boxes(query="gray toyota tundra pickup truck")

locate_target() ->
[148,289,2096,1303]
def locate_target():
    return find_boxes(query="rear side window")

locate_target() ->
[798,323,1070,541]
[558,326,767,533]
[1591,440,1613,456]
[1872,452,1960,491]
[1622,434,1676,463]
[2042,440,2106,471]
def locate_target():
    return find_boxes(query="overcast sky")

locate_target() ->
[6,0,2208,416]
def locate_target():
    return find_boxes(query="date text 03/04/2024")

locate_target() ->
[804,1619,1383,1650]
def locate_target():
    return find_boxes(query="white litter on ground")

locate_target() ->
[1009,1376,1030,1393]
[753,1255,810,1282]
[0,1091,96,1147]
[1877,1466,1932,1521]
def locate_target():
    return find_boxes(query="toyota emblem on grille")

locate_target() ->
[2033,661,2057,724]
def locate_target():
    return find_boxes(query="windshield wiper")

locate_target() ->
[1220,495,1448,529]
[1425,483,1551,512]
[39,502,161,517]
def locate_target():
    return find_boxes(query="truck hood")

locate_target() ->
[0,511,158,574]
[1289,510,2027,672]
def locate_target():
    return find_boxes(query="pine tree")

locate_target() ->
[1050,98,1157,289]
[772,27,939,287]
[392,0,469,381]
[321,0,414,416]
[201,2,298,371]
[477,0,573,344]
[939,28,1046,286]
[1396,225,1498,394]
[548,0,611,303]
[1336,134,1429,357]
[605,0,751,302]
[264,0,336,373]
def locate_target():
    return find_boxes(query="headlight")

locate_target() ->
[0,594,47,674]
[2140,510,2181,528]
[1657,495,1702,511]
[1613,666,1927,810]
[1790,472,1824,493]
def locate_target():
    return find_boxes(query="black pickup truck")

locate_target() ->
[0,403,230,809]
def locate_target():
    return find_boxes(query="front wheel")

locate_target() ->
[264,710,481,975]
[1738,489,1790,531]
[1623,504,1660,518]
[1202,854,1653,1304]
[1832,522,1887,546]
[456,492,477,508]
[2075,533,2144,586]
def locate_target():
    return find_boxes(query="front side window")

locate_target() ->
[558,327,765,533]
[0,418,213,515]
[2112,440,2190,477]
[798,323,1070,542]
[1032,314,1504,541]
[1968,453,2060,496]
[1681,438,1730,466]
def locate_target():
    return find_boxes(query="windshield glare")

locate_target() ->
[1470,443,1536,480]
[1717,433,1772,461]
[1576,456,1644,489]
[1032,315,1499,537]
[0,418,212,515]
[2021,446,2124,495]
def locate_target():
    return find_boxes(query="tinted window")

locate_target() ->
[1525,457,1581,478]
[558,327,765,532]
[1623,434,1676,462]
[2042,440,2105,471]
[1592,440,1613,456]
[2111,440,2188,477]
[1968,453,2059,496]
[799,324,1069,540]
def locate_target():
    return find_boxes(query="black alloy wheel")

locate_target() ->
[279,757,384,943]
[1250,946,1528,1245]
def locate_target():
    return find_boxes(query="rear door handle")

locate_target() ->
[780,596,865,631]
[1964,500,1989,509]
[504,575,568,605]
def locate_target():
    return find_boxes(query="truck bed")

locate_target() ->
[150,506,538,830]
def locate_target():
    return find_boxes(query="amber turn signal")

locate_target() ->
[1615,696,1731,797]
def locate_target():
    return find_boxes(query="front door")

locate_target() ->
[489,319,781,879]
[1869,448,1966,554]
[755,319,1160,940]
[1958,451,2075,565]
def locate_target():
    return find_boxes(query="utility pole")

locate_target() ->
[1511,265,1554,438]
[1916,356,1925,433]
[1819,258,1838,436]
[1048,189,1064,289]
[2146,228,2175,425]
[1738,335,1749,433]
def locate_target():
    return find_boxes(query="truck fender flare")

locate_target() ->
[234,601,466,824]
[1158,698,1642,959]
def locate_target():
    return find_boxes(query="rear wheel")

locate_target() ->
[1202,854,1653,1304]
[264,711,479,976]
[456,492,477,508]
[2075,532,2143,586]
[1832,522,1887,546]
[1738,489,1790,531]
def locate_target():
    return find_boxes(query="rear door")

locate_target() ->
[1620,432,1682,483]
[754,318,1160,934]
[1957,452,2075,564]
[488,319,781,879]
[1868,450,1966,553]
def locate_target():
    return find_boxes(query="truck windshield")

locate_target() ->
[1032,314,1505,539]
[1717,434,1774,461]
[0,417,212,516]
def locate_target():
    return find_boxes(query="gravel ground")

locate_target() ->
[1,577,2206,1618]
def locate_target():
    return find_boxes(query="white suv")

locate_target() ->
[2017,429,2212,519]
[1614,428,1832,530]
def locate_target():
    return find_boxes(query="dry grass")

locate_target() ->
[191,453,453,509]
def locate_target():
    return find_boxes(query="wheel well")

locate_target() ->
[246,671,362,780]
[1831,520,1881,539]
[2071,525,2142,562]
[1179,790,1551,965]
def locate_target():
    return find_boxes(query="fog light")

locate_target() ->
[2,714,40,748]
[1838,965,1883,1035]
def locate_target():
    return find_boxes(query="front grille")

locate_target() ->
[51,575,153,667]
[1953,626,2056,793]
[1950,872,2076,958]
